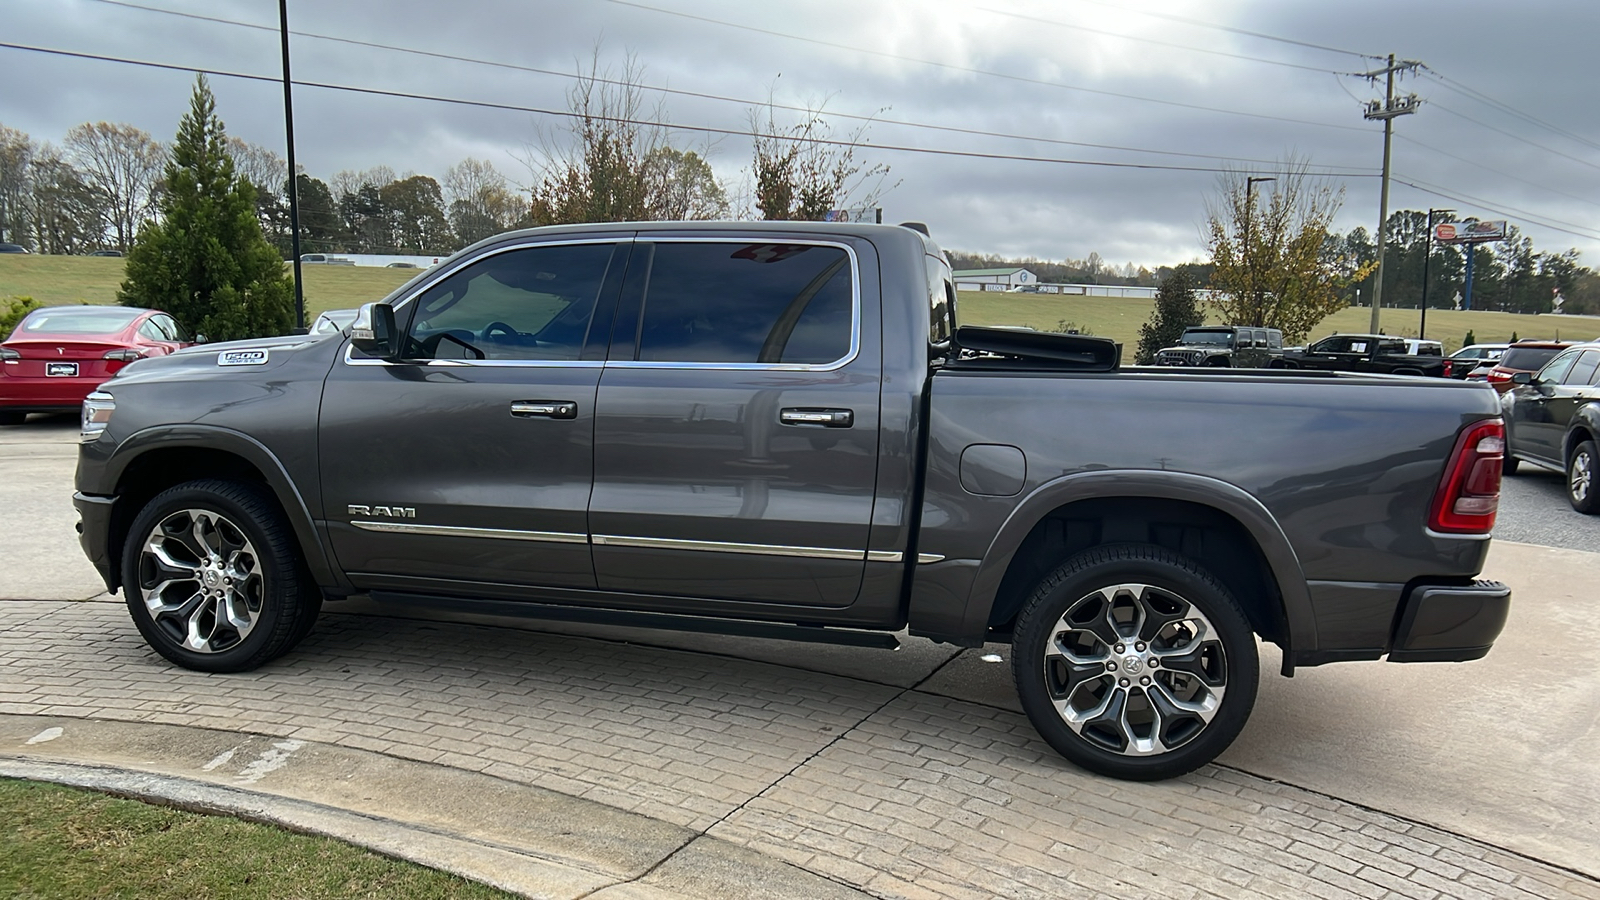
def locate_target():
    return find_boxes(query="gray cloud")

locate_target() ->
[6,0,1599,266]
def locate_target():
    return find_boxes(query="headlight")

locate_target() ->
[81,391,115,443]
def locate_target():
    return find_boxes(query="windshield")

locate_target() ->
[16,307,144,335]
[1499,347,1563,370]
[1179,330,1232,347]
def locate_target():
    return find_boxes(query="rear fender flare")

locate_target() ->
[959,469,1315,655]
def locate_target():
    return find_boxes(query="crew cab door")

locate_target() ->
[1513,348,1598,463]
[588,237,881,608]
[318,237,628,591]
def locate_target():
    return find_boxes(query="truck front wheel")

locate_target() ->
[1011,543,1259,781]
[121,479,321,673]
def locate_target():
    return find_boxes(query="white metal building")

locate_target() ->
[952,267,1037,291]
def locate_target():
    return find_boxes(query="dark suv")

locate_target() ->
[1153,326,1283,367]
[1502,342,1600,513]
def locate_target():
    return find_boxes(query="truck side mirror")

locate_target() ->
[350,302,400,359]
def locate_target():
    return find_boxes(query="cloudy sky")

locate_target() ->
[7,0,1600,269]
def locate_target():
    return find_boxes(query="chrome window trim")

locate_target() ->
[593,533,867,561]
[607,237,862,373]
[342,237,628,369]
[865,550,902,563]
[351,521,588,544]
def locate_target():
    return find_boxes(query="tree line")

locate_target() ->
[0,58,895,260]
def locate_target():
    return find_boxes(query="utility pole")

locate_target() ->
[1419,208,1452,339]
[1360,54,1422,334]
[279,0,305,332]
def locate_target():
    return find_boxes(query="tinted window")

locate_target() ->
[1567,350,1600,386]
[1267,331,1282,349]
[636,242,852,364]
[1539,349,1581,385]
[137,319,166,341]
[1500,347,1563,371]
[404,243,614,361]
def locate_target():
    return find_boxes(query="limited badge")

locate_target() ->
[217,349,269,367]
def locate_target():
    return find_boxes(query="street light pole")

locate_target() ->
[279,0,305,332]
[1245,176,1275,323]
[1419,208,1452,340]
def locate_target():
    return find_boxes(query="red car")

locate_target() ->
[1476,341,1578,394]
[0,305,192,425]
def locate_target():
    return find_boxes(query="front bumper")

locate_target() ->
[73,491,118,593]
[1388,580,1511,662]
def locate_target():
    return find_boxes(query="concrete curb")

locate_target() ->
[0,715,869,900]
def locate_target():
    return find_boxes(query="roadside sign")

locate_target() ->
[1434,220,1507,244]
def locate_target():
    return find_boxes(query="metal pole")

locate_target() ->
[1419,210,1433,339]
[279,0,305,332]
[1464,245,1476,311]
[1369,54,1396,334]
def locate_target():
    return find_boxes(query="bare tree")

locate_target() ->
[64,122,165,251]
[0,124,34,247]
[29,144,105,255]
[749,96,894,221]
[644,147,729,220]
[226,137,289,248]
[444,158,527,244]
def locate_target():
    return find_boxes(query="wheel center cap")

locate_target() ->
[203,569,219,586]
[1121,654,1144,675]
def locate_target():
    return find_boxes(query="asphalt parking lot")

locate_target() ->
[3,413,1599,899]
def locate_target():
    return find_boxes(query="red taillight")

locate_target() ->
[1429,419,1504,534]
[102,349,144,362]
[1486,369,1510,383]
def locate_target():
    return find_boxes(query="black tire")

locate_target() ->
[1502,455,1521,476]
[1569,440,1598,515]
[121,479,319,672]
[0,411,25,426]
[1011,543,1259,781]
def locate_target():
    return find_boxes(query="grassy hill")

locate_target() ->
[955,291,1600,353]
[4,256,1596,351]
[0,256,420,318]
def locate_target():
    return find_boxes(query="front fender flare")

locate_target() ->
[103,424,345,592]
[953,469,1316,658]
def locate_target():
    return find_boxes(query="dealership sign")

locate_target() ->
[1434,220,1508,244]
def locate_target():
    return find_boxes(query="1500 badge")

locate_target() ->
[217,349,269,366]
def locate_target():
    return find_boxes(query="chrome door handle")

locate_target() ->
[780,408,853,427]
[510,400,577,419]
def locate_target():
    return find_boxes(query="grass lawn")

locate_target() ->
[0,778,511,899]
[958,291,1600,353]
[0,256,420,319]
[5,257,1596,353]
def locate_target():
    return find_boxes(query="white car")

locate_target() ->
[1402,338,1444,357]
[1447,343,1510,379]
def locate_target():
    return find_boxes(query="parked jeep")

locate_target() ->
[1154,326,1283,368]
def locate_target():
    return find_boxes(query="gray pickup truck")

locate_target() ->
[75,221,1512,780]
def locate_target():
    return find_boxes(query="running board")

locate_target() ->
[364,591,902,650]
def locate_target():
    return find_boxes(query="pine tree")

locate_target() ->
[119,75,294,341]
[1134,270,1204,364]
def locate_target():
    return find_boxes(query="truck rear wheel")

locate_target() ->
[121,479,319,673]
[1011,543,1259,781]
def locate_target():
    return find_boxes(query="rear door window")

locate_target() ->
[632,242,854,365]
[1563,349,1599,386]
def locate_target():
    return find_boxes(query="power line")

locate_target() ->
[1429,101,1600,174]
[1419,67,1600,156]
[1395,134,1600,212]
[1392,174,1600,242]
[0,40,1381,178]
[1042,0,1381,60]
[603,0,1371,133]
[977,7,1353,74]
[83,0,1375,173]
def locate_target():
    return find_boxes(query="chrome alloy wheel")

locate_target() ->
[1042,582,1227,756]
[1572,447,1593,505]
[137,508,264,654]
